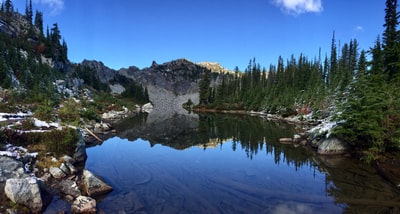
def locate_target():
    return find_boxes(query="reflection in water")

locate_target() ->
[85,113,400,213]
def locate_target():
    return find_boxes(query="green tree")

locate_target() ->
[199,70,211,105]
[383,0,400,79]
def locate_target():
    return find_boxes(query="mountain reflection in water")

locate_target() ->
[84,112,400,214]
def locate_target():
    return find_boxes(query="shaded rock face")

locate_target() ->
[81,60,117,83]
[4,178,49,213]
[119,59,209,112]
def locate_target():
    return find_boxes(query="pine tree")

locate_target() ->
[34,10,44,36]
[383,0,400,79]
[4,0,13,16]
[25,0,33,25]
[370,36,384,75]
[199,70,211,105]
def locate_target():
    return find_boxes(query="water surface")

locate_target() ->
[86,113,400,213]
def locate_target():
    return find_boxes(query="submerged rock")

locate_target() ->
[82,169,113,197]
[318,137,349,155]
[71,196,96,214]
[4,178,50,213]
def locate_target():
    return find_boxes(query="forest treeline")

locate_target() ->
[199,0,400,158]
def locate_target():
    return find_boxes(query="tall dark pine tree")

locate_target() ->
[329,31,337,88]
[25,0,33,25]
[34,10,44,37]
[383,0,400,79]
[4,0,13,15]
[370,36,384,75]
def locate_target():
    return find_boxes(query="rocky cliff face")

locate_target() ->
[79,58,217,113]
[117,59,209,112]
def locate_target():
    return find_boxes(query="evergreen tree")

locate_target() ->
[4,0,13,15]
[199,70,211,105]
[34,10,44,36]
[383,0,400,79]
[357,50,367,78]
[329,31,338,88]
[370,36,384,75]
[25,0,33,25]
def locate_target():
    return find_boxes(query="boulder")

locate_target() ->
[142,102,154,113]
[82,169,113,197]
[4,178,49,213]
[65,161,78,175]
[59,179,81,198]
[73,130,87,163]
[0,156,27,182]
[59,163,71,175]
[318,137,349,155]
[71,196,96,214]
[49,167,66,179]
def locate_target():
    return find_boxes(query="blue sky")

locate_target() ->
[10,0,385,70]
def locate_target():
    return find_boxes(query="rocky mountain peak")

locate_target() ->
[197,61,233,74]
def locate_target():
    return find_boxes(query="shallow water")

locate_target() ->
[85,113,400,214]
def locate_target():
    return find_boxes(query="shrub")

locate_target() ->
[58,99,80,124]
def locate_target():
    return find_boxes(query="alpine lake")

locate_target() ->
[54,112,400,213]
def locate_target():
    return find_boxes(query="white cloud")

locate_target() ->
[273,0,323,15]
[33,0,64,15]
[354,26,364,32]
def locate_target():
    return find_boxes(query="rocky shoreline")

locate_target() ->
[0,103,153,213]
[195,108,400,190]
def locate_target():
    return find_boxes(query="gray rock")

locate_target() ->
[318,137,349,155]
[142,102,153,113]
[73,130,87,163]
[59,179,81,198]
[59,163,71,175]
[4,178,48,213]
[65,161,78,175]
[82,169,113,197]
[49,167,66,179]
[71,196,96,214]
[0,156,27,182]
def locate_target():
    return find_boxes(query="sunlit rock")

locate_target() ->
[5,178,49,213]
[318,137,349,155]
[82,169,113,197]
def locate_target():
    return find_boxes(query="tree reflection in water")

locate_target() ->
[87,112,400,213]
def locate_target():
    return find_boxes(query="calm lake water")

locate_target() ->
[85,113,400,214]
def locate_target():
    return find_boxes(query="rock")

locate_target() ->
[0,156,28,182]
[82,170,113,197]
[300,140,308,146]
[71,196,96,214]
[73,130,87,163]
[4,178,49,213]
[94,122,110,133]
[318,137,349,155]
[59,179,81,198]
[59,163,71,175]
[293,134,302,144]
[310,138,322,148]
[142,102,153,113]
[279,138,293,144]
[65,161,78,175]
[49,167,66,179]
